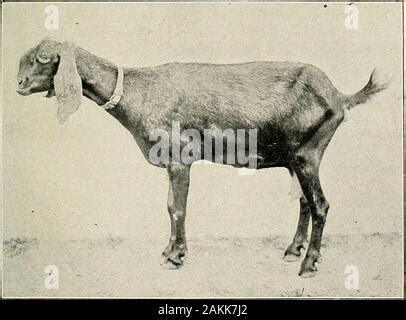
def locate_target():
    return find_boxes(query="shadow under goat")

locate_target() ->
[16,39,386,277]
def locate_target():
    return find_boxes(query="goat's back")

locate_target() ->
[127,61,342,131]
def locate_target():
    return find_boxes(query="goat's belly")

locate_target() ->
[133,116,294,168]
[194,129,291,169]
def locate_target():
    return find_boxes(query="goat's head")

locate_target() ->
[17,39,83,124]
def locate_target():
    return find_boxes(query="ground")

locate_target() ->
[3,232,402,298]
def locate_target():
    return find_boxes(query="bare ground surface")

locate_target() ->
[3,232,403,298]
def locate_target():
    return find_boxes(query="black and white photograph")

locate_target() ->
[1,1,403,302]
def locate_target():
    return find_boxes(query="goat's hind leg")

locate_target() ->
[291,104,343,276]
[284,194,311,262]
[293,155,329,278]
[161,163,190,269]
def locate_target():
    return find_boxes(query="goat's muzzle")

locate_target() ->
[16,76,32,95]
[16,87,32,96]
[16,77,31,96]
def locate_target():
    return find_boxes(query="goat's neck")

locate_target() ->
[75,47,117,106]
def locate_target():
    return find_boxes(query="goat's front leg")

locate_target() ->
[161,163,190,269]
[293,154,329,278]
[284,196,311,261]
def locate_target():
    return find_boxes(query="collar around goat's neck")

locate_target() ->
[102,65,124,110]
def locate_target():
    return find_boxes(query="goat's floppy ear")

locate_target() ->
[53,41,82,124]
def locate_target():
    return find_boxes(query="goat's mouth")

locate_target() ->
[16,85,53,97]
[16,87,32,96]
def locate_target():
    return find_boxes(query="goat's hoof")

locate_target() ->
[161,242,188,269]
[299,269,317,278]
[299,257,318,278]
[284,253,301,262]
[284,243,303,262]
[161,257,182,270]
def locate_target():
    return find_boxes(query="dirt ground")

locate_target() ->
[3,232,402,298]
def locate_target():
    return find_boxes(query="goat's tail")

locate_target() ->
[343,69,388,110]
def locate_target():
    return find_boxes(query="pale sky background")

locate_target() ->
[2,3,403,241]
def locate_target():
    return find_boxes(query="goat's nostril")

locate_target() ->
[18,77,29,88]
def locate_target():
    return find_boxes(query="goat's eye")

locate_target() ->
[36,56,51,64]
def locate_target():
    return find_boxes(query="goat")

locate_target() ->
[16,39,386,277]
